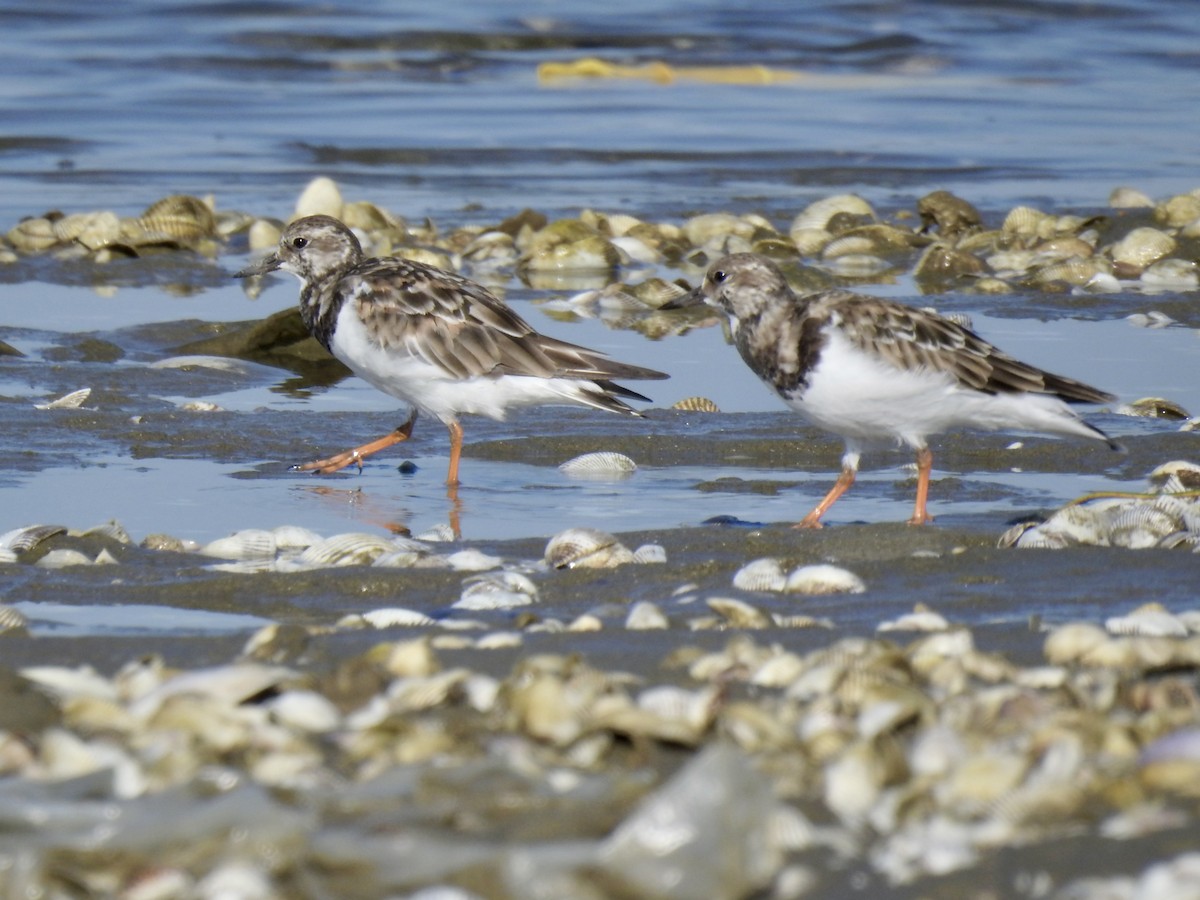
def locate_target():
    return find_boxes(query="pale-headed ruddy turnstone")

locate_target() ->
[672,252,1119,528]
[235,215,667,490]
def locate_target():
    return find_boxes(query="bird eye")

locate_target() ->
[291,237,308,249]
[710,269,726,284]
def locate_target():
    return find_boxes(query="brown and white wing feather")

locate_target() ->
[346,258,666,383]
[828,294,1115,404]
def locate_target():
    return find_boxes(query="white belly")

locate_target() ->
[329,305,608,424]
[781,329,1100,448]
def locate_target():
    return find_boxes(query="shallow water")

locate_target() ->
[1,4,1200,895]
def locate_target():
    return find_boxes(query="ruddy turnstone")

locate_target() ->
[235,215,667,487]
[674,252,1119,527]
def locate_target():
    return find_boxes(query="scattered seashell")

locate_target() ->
[358,607,439,628]
[707,596,774,629]
[732,558,787,592]
[631,543,668,564]
[625,601,670,630]
[296,532,399,567]
[544,527,634,569]
[1105,602,1189,638]
[294,176,344,220]
[199,529,278,561]
[0,524,66,553]
[455,571,539,610]
[0,604,29,633]
[671,396,720,413]
[1116,397,1191,420]
[35,549,93,568]
[785,564,866,595]
[558,451,638,478]
[877,603,949,632]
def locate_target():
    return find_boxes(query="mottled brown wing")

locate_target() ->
[346,258,666,382]
[828,293,1114,404]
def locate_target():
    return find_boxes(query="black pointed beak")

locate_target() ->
[233,252,281,279]
[661,284,706,310]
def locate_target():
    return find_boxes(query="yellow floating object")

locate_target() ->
[537,57,801,85]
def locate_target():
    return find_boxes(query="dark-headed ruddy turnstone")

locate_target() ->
[235,215,667,488]
[676,252,1119,528]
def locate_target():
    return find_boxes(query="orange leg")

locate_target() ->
[293,412,417,475]
[907,446,935,526]
[794,466,856,529]
[446,479,463,540]
[445,421,464,486]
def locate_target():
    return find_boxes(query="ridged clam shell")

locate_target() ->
[35,548,94,568]
[558,451,638,478]
[1117,397,1191,420]
[7,217,58,252]
[81,519,132,545]
[0,604,29,632]
[877,604,950,633]
[271,525,323,550]
[52,211,121,249]
[359,607,438,628]
[1040,504,1112,546]
[731,557,787,592]
[294,176,344,220]
[1109,186,1155,209]
[1108,505,1180,549]
[1149,460,1200,494]
[0,524,66,552]
[631,543,667,564]
[1141,258,1199,289]
[1011,525,1071,549]
[544,527,634,569]
[455,571,539,610]
[1105,603,1188,638]
[1110,227,1176,269]
[707,596,773,629]
[297,532,397,567]
[671,396,719,413]
[784,564,866,595]
[1002,205,1054,239]
[1155,192,1200,228]
[200,528,278,560]
[625,600,670,630]
[790,194,875,233]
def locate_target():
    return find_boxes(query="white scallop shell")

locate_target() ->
[270,525,323,550]
[200,528,278,560]
[296,532,397,567]
[35,548,94,568]
[359,607,438,628]
[625,601,670,630]
[731,557,787,592]
[1110,226,1175,268]
[631,543,667,564]
[1105,603,1188,638]
[558,451,638,478]
[877,604,950,633]
[544,527,634,569]
[455,571,539,610]
[784,564,866,595]
[790,194,875,233]
[706,596,773,629]
[0,524,66,552]
[0,604,29,632]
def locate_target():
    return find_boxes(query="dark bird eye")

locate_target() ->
[710,269,726,284]
[291,237,308,249]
